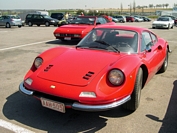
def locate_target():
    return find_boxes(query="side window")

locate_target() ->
[141,32,152,52]
[39,15,43,19]
[150,33,158,45]
[101,17,108,23]
[33,15,38,19]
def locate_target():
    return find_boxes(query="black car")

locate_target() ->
[51,13,64,20]
[140,16,151,22]
[25,13,59,27]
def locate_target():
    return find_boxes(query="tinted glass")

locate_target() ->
[77,28,138,53]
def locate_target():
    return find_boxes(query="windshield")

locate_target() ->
[69,17,95,25]
[157,17,169,21]
[76,28,138,53]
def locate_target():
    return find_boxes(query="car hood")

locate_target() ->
[153,21,169,24]
[37,49,122,86]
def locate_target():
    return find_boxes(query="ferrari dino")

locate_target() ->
[53,15,115,42]
[19,25,169,113]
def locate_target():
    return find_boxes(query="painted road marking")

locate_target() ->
[0,39,56,51]
[0,119,35,133]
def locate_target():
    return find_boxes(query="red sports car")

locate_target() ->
[19,25,169,113]
[53,16,115,41]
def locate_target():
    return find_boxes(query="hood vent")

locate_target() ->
[83,71,95,80]
[44,65,53,72]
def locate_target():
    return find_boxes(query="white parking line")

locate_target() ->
[0,119,35,133]
[0,39,56,51]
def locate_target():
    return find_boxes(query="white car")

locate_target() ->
[152,17,174,29]
[134,16,143,22]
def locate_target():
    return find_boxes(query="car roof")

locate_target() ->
[94,25,150,33]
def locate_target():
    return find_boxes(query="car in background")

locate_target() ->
[25,13,59,27]
[0,15,22,28]
[53,16,116,41]
[152,17,174,29]
[125,16,135,22]
[133,16,144,22]
[140,16,151,22]
[51,13,64,21]
[109,16,119,23]
[113,15,126,23]
[19,25,169,113]
[161,15,177,25]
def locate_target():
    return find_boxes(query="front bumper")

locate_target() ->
[19,82,131,111]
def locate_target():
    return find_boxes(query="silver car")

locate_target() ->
[0,15,22,28]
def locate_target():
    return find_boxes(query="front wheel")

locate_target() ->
[28,21,33,26]
[45,22,50,27]
[18,25,21,28]
[123,68,143,111]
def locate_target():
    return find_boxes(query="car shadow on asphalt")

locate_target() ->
[146,80,177,133]
[45,39,80,45]
[3,91,132,133]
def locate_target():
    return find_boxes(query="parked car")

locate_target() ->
[133,16,144,22]
[53,16,116,41]
[161,15,177,25]
[140,16,151,22]
[125,16,135,22]
[0,15,22,28]
[152,17,174,29]
[51,13,64,20]
[109,16,119,23]
[113,15,126,23]
[25,13,59,27]
[19,25,169,113]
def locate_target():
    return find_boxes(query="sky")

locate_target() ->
[0,0,176,10]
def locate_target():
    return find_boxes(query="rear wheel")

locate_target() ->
[123,68,143,111]
[37,24,40,26]
[18,25,21,28]
[28,21,33,26]
[6,23,11,28]
[158,49,168,73]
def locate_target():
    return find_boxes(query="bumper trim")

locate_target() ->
[19,82,34,96]
[72,95,131,111]
[19,81,131,112]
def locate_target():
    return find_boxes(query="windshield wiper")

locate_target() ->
[76,45,90,49]
[94,40,120,53]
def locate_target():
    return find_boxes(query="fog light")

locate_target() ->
[79,92,96,98]
[25,78,33,85]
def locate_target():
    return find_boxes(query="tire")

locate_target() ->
[123,68,143,111]
[167,24,170,29]
[45,22,50,27]
[6,23,11,28]
[37,24,40,26]
[171,25,173,29]
[28,21,33,26]
[18,25,21,28]
[158,49,168,73]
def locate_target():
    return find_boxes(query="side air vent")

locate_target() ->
[44,65,53,72]
[83,71,95,80]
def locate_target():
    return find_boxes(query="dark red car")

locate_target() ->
[126,16,135,22]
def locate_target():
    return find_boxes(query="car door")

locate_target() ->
[140,31,162,79]
[0,16,3,25]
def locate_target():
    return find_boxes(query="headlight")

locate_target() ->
[108,69,125,86]
[34,57,43,68]
[50,20,55,22]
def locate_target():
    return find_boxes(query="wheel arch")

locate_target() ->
[140,64,148,89]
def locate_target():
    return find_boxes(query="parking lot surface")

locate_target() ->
[0,22,177,133]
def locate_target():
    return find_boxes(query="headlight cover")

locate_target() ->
[34,57,43,68]
[108,69,125,86]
